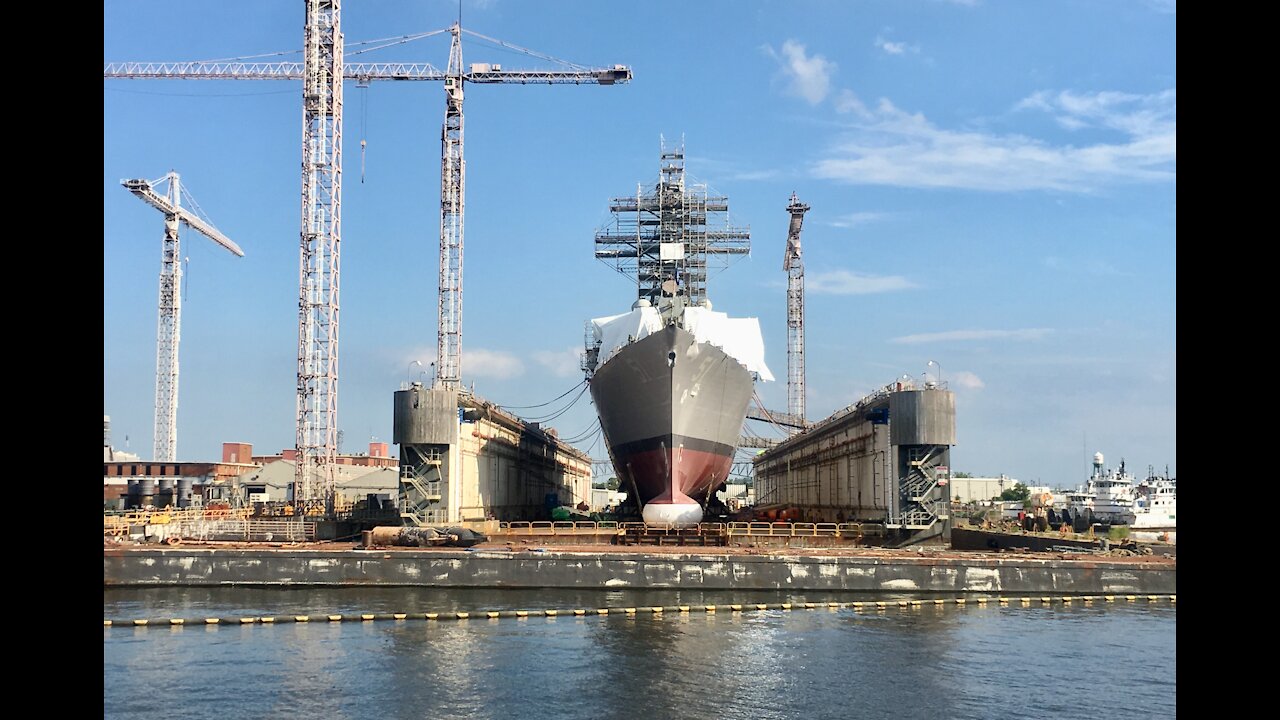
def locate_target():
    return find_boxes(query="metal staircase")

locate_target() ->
[400,446,445,526]
[887,447,947,530]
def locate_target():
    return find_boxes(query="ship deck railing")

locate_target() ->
[498,521,621,535]
[727,522,845,538]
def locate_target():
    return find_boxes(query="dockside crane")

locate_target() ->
[784,192,810,422]
[105,3,631,511]
[122,173,245,463]
[742,194,812,437]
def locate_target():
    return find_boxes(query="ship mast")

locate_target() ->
[594,141,751,309]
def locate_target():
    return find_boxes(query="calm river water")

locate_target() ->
[104,587,1175,720]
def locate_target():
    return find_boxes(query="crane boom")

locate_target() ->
[104,62,630,84]
[122,179,244,256]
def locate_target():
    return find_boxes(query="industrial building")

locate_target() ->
[104,440,399,510]
[229,461,398,505]
[394,384,592,525]
[753,380,956,544]
[949,475,1021,503]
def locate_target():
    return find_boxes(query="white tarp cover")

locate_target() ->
[683,306,775,382]
[590,306,775,382]
[591,307,664,366]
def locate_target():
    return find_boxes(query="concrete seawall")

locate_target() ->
[104,548,1175,595]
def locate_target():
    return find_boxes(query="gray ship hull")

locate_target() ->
[589,325,754,524]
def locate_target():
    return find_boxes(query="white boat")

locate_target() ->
[1064,452,1137,525]
[1132,469,1176,530]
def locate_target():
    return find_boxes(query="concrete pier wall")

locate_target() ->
[104,548,1175,595]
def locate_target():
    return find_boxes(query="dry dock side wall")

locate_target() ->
[394,386,591,524]
[103,548,1175,595]
[754,387,956,537]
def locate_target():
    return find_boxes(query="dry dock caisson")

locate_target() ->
[103,544,1175,595]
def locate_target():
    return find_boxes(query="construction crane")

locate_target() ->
[784,192,810,422]
[105,4,631,512]
[122,172,245,463]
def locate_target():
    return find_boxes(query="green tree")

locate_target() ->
[953,471,973,478]
[1000,483,1030,502]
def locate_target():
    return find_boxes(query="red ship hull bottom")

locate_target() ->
[613,444,733,524]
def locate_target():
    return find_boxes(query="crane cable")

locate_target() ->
[498,379,586,410]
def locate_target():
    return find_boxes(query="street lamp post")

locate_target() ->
[927,360,941,386]
[407,360,423,385]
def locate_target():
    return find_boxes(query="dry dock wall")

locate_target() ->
[103,549,1175,595]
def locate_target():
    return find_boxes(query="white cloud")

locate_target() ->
[814,89,1175,192]
[765,40,836,105]
[1016,89,1177,137]
[827,211,888,228]
[835,89,871,119]
[952,371,985,389]
[465,348,525,379]
[874,35,919,56]
[808,269,916,295]
[890,328,1052,344]
[533,346,583,378]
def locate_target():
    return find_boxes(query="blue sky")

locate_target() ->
[103,0,1176,488]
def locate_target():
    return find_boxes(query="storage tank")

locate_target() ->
[139,480,157,508]
[176,477,194,508]
[126,478,142,509]
[157,478,175,508]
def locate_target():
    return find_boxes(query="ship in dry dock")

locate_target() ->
[583,146,773,525]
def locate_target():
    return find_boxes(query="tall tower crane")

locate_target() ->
[784,192,810,422]
[105,6,631,511]
[122,172,245,462]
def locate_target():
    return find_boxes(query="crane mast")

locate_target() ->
[784,192,810,422]
[294,0,344,512]
[122,173,244,463]
[105,11,631,512]
[438,24,465,389]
